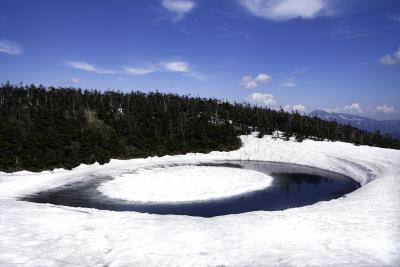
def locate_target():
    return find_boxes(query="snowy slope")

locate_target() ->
[0,134,400,266]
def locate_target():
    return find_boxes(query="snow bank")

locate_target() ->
[0,134,399,266]
[98,166,273,203]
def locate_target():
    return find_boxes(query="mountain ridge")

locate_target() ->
[309,110,400,138]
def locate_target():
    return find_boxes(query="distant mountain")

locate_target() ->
[309,110,400,139]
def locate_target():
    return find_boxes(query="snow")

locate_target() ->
[98,166,273,203]
[1,134,400,266]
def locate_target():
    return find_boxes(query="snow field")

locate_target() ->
[0,134,399,266]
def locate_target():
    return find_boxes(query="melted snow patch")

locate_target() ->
[98,166,273,203]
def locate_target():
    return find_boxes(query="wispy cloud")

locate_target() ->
[240,73,271,89]
[0,39,22,55]
[67,59,203,79]
[67,61,117,74]
[388,14,400,24]
[294,66,311,73]
[122,66,157,75]
[183,71,207,81]
[331,28,369,40]
[160,60,207,80]
[67,61,96,72]
[216,26,252,40]
[161,60,189,72]
[379,48,400,66]
[238,0,337,21]
[245,92,276,107]
[162,0,196,21]
[280,78,296,88]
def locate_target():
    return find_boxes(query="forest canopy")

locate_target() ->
[1,83,399,172]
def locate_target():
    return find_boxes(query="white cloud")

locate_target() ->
[66,61,117,74]
[292,104,307,113]
[67,61,96,72]
[0,40,22,55]
[255,73,271,82]
[240,75,258,89]
[343,102,363,114]
[238,0,335,21]
[240,73,271,88]
[323,103,397,116]
[376,105,395,114]
[161,60,189,72]
[283,104,306,113]
[324,102,363,114]
[245,93,276,107]
[162,0,196,21]
[379,55,397,65]
[280,78,296,87]
[379,48,400,65]
[283,105,291,112]
[123,66,156,75]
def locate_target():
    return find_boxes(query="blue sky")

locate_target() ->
[0,0,399,119]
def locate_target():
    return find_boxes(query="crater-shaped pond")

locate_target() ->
[22,161,360,217]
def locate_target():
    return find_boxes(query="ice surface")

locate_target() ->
[98,166,273,203]
[1,134,400,266]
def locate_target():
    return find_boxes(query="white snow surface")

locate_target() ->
[98,166,273,203]
[0,134,400,266]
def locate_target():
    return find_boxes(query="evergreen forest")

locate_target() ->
[1,83,399,172]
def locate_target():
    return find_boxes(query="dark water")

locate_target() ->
[21,161,360,217]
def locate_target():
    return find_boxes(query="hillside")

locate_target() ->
[1,83,399,172]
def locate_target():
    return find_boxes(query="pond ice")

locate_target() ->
[98,166,273,203]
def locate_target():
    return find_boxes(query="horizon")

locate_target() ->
[1,0,399,119]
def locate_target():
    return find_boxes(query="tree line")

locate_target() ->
[0,83,399,172]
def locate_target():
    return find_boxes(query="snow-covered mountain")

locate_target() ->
[309,110,400,138]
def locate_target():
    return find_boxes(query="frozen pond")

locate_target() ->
[21,161,360,217]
